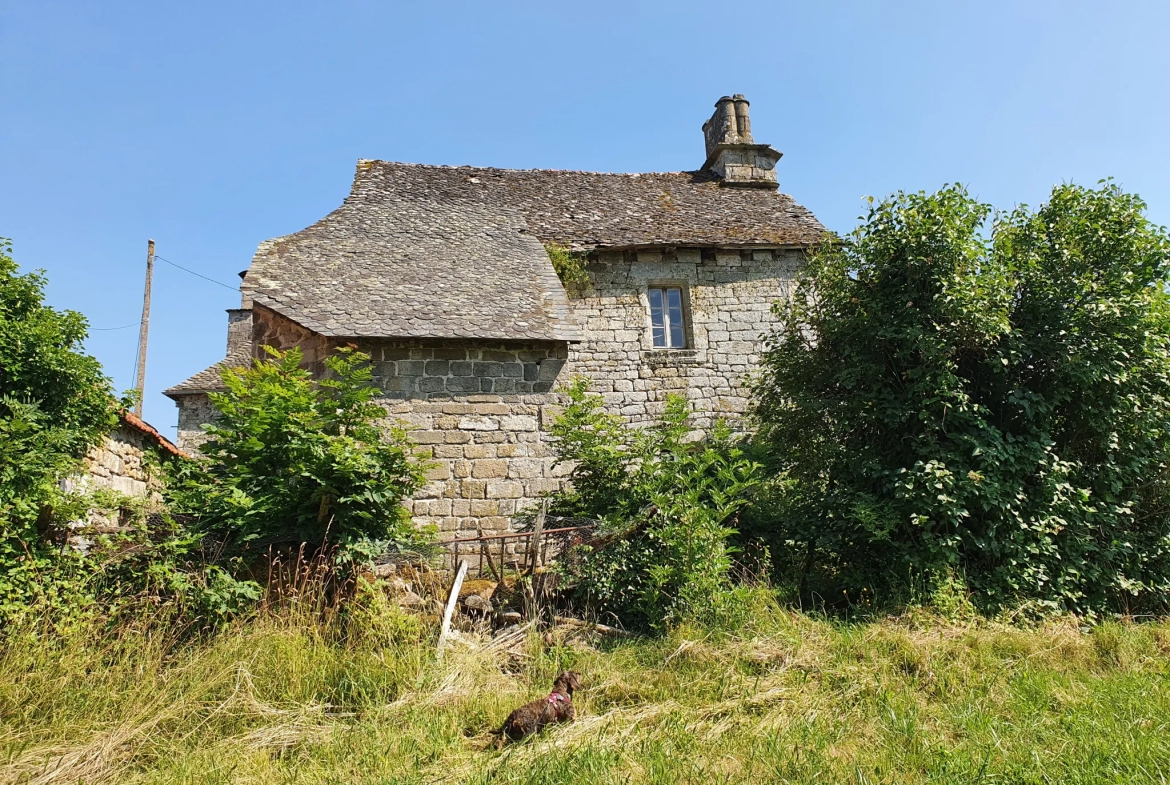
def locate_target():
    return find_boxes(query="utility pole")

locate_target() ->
[133,239,155,417]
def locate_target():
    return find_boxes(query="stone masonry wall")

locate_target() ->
[173,248,801,547]
[176,392,217,451]
[349,338,570,543]
[78,421,167,499]
[563,246,802,428]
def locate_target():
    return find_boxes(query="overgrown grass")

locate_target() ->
[3,589,1170,784]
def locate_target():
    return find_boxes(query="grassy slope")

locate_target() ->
[2,592,1169,785]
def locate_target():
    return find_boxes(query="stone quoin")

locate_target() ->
[164,96,828,539]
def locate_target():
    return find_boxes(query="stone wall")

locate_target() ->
[251,303,332,373]
[351,339,566,398]
[341,338,571,539]
[176,392,218,451]
[563,246,802,427]
[76,415,183,499]
[172,246,801,541]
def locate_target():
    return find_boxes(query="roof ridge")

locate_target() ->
[359,160,698,178]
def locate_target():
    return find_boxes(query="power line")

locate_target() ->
[92,321,142,331]
[153,254,238,291]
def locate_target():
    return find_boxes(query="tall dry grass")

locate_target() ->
[2,587,1169,784]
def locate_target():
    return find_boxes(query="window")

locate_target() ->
[648,286,687,348]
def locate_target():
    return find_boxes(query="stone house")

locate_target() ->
[164,95,827,538]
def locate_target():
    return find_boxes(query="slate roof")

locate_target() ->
[242,162,826,343]
[163,345,251,397]
[355,163,828,250]
[243,162,584,343]
[170,159,827,396]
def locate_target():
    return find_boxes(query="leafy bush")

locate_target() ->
[550,380,759,629]
[0,239,119,620]
[750,182,1170,616]
[169,346,428,564]
[545,243,590,288]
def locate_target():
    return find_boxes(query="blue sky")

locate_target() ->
[2,1,1168,430]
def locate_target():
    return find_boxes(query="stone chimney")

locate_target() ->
[701,94,782,189]
[226,308,252,355]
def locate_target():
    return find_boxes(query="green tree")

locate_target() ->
[0,239,118,616]
[550,380,760,629]
[751,182,1170,615]
[170,346,428,562]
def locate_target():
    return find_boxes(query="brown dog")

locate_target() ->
[497,671,582,745]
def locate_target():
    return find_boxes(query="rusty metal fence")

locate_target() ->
[437,516,598,579]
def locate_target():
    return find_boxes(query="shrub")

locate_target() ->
[545,243,590,288]
[0,239,119,621]
[550,379,759,629]
[750,182,1170,616]
[169,346,428,565]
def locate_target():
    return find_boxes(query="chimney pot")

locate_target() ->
[700,94,781,189]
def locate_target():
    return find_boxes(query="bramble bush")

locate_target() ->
[750,182,1170,616]
[169,346,429,566]
[549,379,760,629]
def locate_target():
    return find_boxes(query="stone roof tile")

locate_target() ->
[241,162,826,343]
[243,163,584,343]
[162,345,251,397]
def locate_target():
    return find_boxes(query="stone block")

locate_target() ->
[424,360,450,376]
[463,444,495,459]
[474,361,504,377]
[486,481,523,499]
[537,359,566,381]
[459,415,498,431]
[424,463,450,481]
[398,360,425,376]
[470,499,499,516]
[450,361,474,377]
[472,459,508,478]
[462,479,487,499]
[500,414,537,431]
[526,478,562,495]
[507,459,542,479]
[445,377,480,393]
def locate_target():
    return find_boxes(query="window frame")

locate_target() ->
[647,284,691,349]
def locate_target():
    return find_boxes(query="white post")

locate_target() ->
[437,559,468,658]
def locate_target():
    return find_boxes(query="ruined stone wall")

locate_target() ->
[78,421,168,498]
[563,246,802,427]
